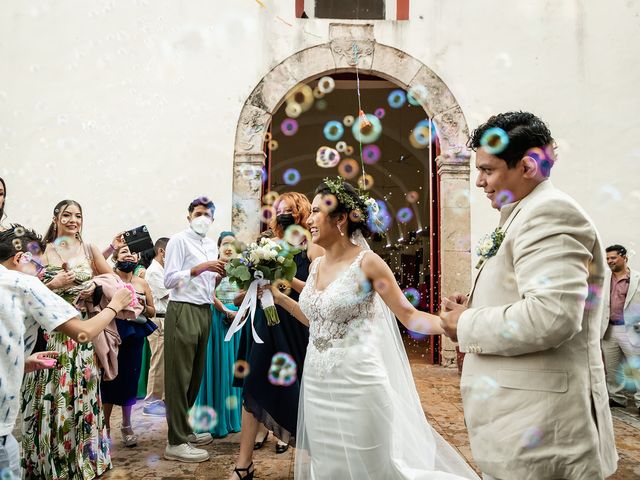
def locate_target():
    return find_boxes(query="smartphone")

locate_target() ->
[124,225,154,254]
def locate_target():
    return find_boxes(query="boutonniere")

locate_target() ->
[475,227,505,269]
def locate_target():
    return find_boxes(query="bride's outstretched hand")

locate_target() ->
[439,297,468,342]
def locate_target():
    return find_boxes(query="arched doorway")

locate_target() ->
[231,23,471,367]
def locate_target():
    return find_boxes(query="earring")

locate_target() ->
[337,224,345,237]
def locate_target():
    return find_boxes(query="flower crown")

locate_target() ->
[322,177,379,224]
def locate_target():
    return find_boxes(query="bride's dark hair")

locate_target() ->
[314,180,372,238]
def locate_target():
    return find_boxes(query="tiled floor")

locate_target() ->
[100,358,640,480]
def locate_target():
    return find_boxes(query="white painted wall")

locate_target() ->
[1,1,638,266]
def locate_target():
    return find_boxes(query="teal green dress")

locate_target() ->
[193,277,243,437]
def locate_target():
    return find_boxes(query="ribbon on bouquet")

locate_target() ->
[224,271,274,344]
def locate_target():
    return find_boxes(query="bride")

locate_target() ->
[264,178,479,480]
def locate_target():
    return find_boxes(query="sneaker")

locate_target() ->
[143,402,166,417]
[188,432,213,446]
[164,443,210,463]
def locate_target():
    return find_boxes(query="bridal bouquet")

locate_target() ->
[224,238,298,342]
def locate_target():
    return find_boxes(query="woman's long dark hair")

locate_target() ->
[43,200,84,245]
[0,177,6,224]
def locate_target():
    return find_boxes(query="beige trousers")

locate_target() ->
[602,324,640,407]
[144,316,165,404]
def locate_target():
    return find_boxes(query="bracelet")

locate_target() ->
[106,306,118,316]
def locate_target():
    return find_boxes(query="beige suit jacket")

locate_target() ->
[458,181,618,479]
[601,267,640,346]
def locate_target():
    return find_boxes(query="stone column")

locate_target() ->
[437,150,471,368]
[232,152,266,245]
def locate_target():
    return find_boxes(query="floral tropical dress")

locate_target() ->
[21,259,111,479]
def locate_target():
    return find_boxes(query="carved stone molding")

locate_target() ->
[233,25,472,367]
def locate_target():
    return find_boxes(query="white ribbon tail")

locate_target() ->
[224,279,264,343]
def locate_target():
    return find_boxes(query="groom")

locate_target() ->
[440,112,618,479]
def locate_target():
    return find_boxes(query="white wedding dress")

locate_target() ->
[295,237,479,480]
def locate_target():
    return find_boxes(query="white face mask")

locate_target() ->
[190,216,212,237]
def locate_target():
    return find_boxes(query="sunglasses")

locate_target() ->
[21,252,45,274]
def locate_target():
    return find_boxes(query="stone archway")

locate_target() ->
[231,23,471,367]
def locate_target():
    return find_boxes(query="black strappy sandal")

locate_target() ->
[233,462,255,480]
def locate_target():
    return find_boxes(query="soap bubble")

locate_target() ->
[315,99,328,111]
[352,114,382,144]
[225,395,239,410]
[520,426,544,449]
[260,205,276,224]
[316,146,340,168]
[286,84,314,113]
[280,118,299,136]
[285,102,302,118]
[480,127,509,155]
[317,76,335,94]
[234,360,250,378]
[188,405,218,432]
[388,89,406,108]
[262,191,280,205]
[267,139,279,151]
[357,174,375,190]
[273,278,292,296]
[374,107,386,119]
[345,145,354,156]
[338,158,360,180]
[469,376,499,400]
[320,194,338,213]
[343,115,355,127]
[283,168,301,186]
[403,287,421,307]
[268,352,297,386]
[323,120,344,141]
[335,141,347,152]
[410,119,436,147]
[284,225,311,249]
[406,191,419,203]
[362,144,381,165]
[495,190,514,208]
[397,207,413,223]
[407,84,428,106]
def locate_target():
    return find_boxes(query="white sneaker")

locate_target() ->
[164,443,210,463]
[188,432,213,446]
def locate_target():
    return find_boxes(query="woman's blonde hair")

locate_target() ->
[269,192,311,238]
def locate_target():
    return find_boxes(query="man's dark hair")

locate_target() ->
[188,196,215,216]
[0,176,6,223]
[606,244,627,256]
[0,224,45,262]
[468,111,554,169]
[154,237,169,255]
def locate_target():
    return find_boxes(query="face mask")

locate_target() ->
[191,216,212,236]
[116,260,138,273]
[276,213,296,231]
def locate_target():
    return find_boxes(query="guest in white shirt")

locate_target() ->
[0,225,131,477]
[163,197,226,463]
[143,237,170,417]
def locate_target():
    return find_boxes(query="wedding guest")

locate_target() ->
[440,111,618,479]
[0,226,132,478]
[193,231,243,437]
[0,177,6,231]
[22,199,119,479]
[100,245,157,446]
[602,244,640,414]
[163,196,226,462]
[229,192,322,480]
[143,237,170,417]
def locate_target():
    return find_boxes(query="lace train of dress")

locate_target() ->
[295,249,478,480]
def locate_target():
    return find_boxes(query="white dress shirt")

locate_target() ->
[164,228,218,305]
[0,264,77,436]
[145,259,170,314]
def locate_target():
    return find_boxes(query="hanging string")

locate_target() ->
[352,42,367,183]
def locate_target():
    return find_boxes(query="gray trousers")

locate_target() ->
[602,324,640,407]
[164,301,212,445]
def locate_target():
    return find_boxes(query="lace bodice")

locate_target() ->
[299,250,378,375]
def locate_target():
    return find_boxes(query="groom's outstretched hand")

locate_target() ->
[439,297,468,342]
